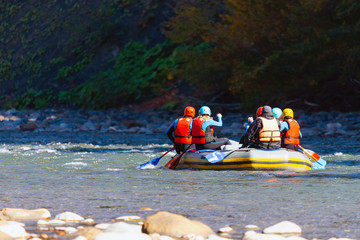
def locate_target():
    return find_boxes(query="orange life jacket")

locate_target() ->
[282,118,300,145]
[258,117,281,142]
[174,117,192,144]
[191,117,214,144]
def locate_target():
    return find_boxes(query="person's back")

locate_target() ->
[166,106,195,153]
[242,105,281,150]
[191,106,228,150]
[280,108,301,151]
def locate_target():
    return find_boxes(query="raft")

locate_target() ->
[174,148,313,171]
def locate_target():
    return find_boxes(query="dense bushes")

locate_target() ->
[1,0,360,111]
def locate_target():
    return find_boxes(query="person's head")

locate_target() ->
[272,107,282,119]
[282,108,294,119]
[183,106,195,118]
[256,106,263,117]
[199,106,211,116]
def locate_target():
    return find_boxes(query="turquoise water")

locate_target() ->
[0,133,359,239]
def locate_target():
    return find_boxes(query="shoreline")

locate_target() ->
[0,208,355,240]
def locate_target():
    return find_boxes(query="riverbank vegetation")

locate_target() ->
[1,0,360,111]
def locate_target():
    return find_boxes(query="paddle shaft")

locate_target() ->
[165,144,192,169]
[299,145,320,163]
[159,146,176,159]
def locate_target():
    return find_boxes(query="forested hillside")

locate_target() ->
[1,0,360,111]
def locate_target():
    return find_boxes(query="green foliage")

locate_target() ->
[59,41,179,108]
[6,89,54,110]
[163,0,360,110]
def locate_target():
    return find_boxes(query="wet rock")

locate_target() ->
[20,122,38,131]
[245,225,260,230]
[217,226,234,233]
[121,120,143,128]
[37,219,66,225]
[1,208,50,221]
[0,115,4,121]
[142,211,215,238]
[263,221,301,235]
[55,211,84,221]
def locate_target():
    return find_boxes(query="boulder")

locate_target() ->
[142,211,215,238]
[65,227,103,240]
[263,221,301,235]
[0,224,27,238]
[104,222,142,233]
[20,122,38,131]
[0,230,12,240]
[55,211,84,221]
[1,208,50,221]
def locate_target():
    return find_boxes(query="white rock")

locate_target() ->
[73,236,87,240]
[95,223,111,230]
[183,234,205,240]
[245,225,260,230]
[8,221,25,227]
[0,224,28,238]
[55,226,77,234]
[104,222,142,233]
[94,232,151,240]
[83,218,95,224]
[207,234,232,240]
[218,226,234,233]
[115,215,142,221]
[149,233,175,240]
[55,211,84,221]
[263,221,302,234]
[243,230,287,240]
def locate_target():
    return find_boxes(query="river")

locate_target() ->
[0,131,359,239]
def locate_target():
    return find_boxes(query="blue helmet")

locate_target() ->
[199,106,211,116]
[272,107,282,119]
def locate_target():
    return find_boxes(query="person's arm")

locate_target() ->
[165,120,177,143]
[202,114,223,130]
[280,121,289,133]
[242,118,260,147]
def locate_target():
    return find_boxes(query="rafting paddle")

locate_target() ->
[138,146,175,169]
[298,145,327,169]
[164,145,193,170]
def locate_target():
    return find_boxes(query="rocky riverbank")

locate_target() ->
[1,108,360,139]
[0,208,354,240]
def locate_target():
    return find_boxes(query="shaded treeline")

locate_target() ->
[1,0,360,111]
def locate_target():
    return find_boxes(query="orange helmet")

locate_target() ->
[256,106,263,117]
[184,106,195,118]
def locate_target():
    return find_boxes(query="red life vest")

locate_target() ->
[258,117,281,142]
[282,118,300,145]
[191,117,214,144]
[174,117,192,144]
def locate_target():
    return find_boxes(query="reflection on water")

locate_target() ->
[0,139,359,239]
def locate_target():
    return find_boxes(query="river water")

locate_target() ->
[0,132,359,239]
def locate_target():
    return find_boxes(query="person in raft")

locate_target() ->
[166,106,195,154]
[280,108,302,151]
[241,105,281,150]
[191,106,229,150]
[272,107,283,124]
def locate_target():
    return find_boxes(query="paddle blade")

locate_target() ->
[205,151,226,163]
[164,155,181,170]
[138,157,160,169]
[312,158,327,170]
